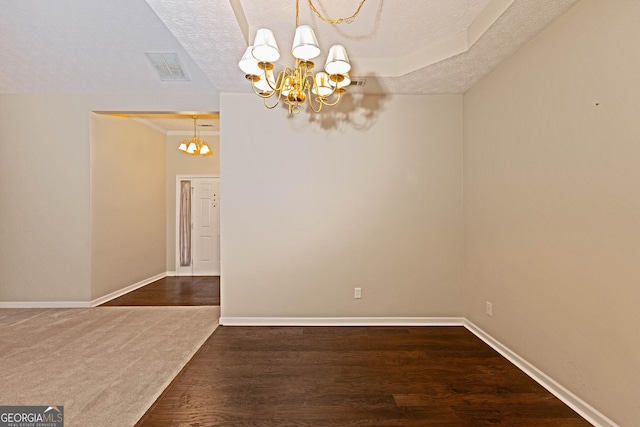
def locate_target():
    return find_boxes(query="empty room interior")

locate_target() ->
[0,0,638,426]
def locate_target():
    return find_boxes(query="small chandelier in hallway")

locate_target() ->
[178,116,212,156]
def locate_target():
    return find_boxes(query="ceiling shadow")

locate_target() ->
[286,74,389,132]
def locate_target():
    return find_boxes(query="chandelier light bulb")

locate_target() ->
[199,142,213,156]
[312,72,333,97]
[186,138,198,154]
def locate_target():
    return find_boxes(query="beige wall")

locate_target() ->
[90,114,167,300]
[165,133,219,271]
[463,0,640,424]
[220,93,463,318]
[0,95,91,302]
[0,93,218,303]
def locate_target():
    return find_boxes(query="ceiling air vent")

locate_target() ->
[145,52,190,81]
[350,78,366,87]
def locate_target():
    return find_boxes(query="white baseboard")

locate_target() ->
[219,317,464,327]
[165,271,177,277]
[0,271,196,308]
[0,301,91,308]
[464,320,618,427]
[90,272,167,307]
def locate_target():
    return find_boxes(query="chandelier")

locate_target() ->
[238,0,366,114]
[178,116,212,156]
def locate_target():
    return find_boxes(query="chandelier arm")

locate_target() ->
[269,70,288,92]
[307,98,323,113]
[267,83,285,108]
[303,72,314,94]
[306,87,324,113]
[263,97,281,109]
[250,80,276,98]
[318,90,344,107]
[249,75,278,98]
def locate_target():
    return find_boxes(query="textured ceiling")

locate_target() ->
[146,0,581,95]
[0,0,215,95]
[239,0,492,58]
[0,0,581,131]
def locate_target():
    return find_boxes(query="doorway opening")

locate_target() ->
[91,112,221,308]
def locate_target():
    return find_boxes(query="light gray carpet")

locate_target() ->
[0,306,219,426]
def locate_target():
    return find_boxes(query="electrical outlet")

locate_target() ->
[486,301,493,316]
[354,288,362,299]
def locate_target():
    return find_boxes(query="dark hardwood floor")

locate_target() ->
[100,276,220,306]
[104,279,588,425]
[138,326,590,426]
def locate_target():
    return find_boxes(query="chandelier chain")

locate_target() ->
[307,0,367,24]
[297,0,367,26]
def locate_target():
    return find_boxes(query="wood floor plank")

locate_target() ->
[138,326,591,426]
[100,276,219,306]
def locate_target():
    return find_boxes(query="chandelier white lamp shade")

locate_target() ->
[198,142,212,156]
[238,0,364,114]
[324,45,350,75]
[239,46,263,76]
[291,25,320,60]
[178,116,213,157]
[252,29,281,63]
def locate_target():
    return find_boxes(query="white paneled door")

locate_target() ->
[192,177,219,275]
[177,176,220,276]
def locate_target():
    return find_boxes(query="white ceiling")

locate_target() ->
[0,0,581,131]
